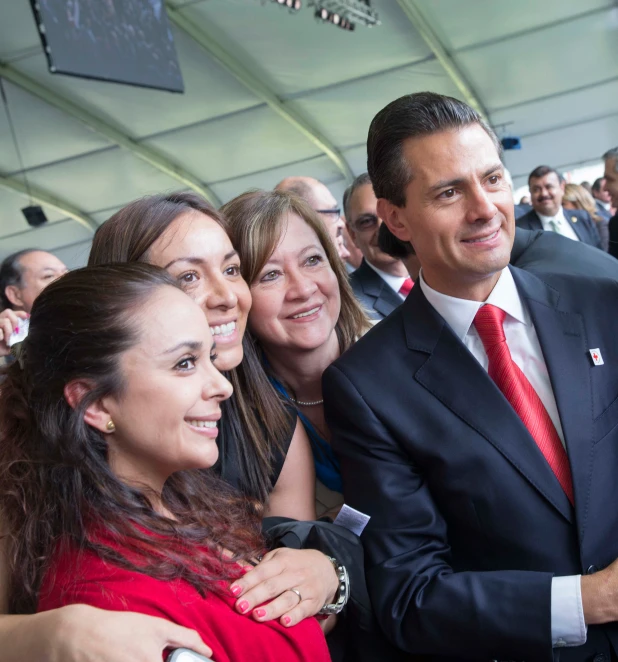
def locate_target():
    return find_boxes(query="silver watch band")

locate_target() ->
[318,556,350,616]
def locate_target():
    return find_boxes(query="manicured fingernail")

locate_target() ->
[238,600,249,613]
[254,608,266,618]
[14,327,19,333]
[230,585,242,596]
[283,616,291,626]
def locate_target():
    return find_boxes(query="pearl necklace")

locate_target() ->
[288,396,324,407]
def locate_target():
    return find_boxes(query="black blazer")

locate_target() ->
[324,267,618,661]
[349,259,402,321]
[609,214,618,259]
[517,207,602,249]
[512,227,618,279]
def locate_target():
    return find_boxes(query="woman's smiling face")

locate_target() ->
[147,211,252,372]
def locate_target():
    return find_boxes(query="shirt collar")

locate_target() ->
[418,267,527,341]
[537,207,566,224]
[364,259,408,295]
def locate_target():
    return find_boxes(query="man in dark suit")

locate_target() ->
[324,92,618,661]
[517,166,602,249]
[342,173,411,320]
[591,178,613,223]
[604,148,618,259]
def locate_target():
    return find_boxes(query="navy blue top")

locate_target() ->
[270,376,342,493]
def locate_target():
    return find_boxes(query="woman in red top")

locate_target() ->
[0,263,330,662]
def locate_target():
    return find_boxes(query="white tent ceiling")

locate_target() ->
[0,0,617,268]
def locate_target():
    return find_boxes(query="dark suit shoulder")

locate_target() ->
[515,209,541,230]
[333,305,407,374]
[512,265,618,311]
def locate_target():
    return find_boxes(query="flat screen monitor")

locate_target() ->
[30,0,184,93]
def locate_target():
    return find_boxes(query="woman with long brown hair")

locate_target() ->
[223,190,372,517]
[0,192,347,661]
[0,263,330,662]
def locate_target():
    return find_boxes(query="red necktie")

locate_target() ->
[474,304,574,504]
[399,278,414,298]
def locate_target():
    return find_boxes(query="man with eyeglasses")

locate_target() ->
[275,176,350,262]
[342,173,412,320]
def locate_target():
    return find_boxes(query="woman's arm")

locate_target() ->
[264,418,316,521]
[0,607,213,662]
[0,527,211,662]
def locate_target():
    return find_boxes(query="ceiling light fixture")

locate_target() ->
[311,0,380,29]
[271,0,302,12]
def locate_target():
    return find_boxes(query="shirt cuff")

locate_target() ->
[551,575,587,648]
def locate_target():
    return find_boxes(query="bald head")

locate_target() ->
[275,176,349,259]
[1,249,67,312]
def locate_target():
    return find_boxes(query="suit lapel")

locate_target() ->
[402,280,573,523]
[511,268,594,534]
[523,211,543,232]
[375,284,402,318]
[564,210,588,243]
[357,260,402,318]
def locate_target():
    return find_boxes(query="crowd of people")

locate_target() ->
[0,91,618,662]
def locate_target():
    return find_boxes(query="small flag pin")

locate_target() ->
[589,348,604,366]
[571,216,578,223]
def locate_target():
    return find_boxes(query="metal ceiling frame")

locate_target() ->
[0,63,222,206]
[166,3,355,184]
[0,173,97,232]
[395,0,489,119]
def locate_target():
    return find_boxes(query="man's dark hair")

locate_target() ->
[528,166,563,186]
[367,91,500,208]
[0,249,37,310]
[377,222,415,259]
[603,147,618,172]
[592,178,605,193]
[343,172,372,221]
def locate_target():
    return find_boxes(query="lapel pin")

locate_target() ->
[589,348,604,366]
[571,216,578,223]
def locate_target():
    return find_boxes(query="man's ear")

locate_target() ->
[377,198,413,243]
[4,285,23,309]
[64,380,114,435]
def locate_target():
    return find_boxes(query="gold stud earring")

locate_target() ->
[106,420,116,432]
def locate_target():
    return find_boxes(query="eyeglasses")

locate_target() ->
[315,207,342,220]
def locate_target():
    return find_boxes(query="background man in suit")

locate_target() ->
[324,91,618,661]
[604,148,618,259]
[275,176,351,263]
[342,173,412,320]
[517,166,602,248]
[591,177,613,223]
[0,248,67,358]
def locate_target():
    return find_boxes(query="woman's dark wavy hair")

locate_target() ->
[88,192,291,504]
[0,264,263,614]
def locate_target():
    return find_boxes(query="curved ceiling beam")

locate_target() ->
[0,173,97,232]
[0,64,222,206]
[166,4,354,184]
[395,0,489,119]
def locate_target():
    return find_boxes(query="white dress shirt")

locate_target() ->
[538,208,580,242]
[419,267,587,648]
[365,260,408,300]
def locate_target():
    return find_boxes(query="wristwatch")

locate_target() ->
[318,556,350,615]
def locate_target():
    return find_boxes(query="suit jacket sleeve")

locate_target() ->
[583,211,602,249]
[324,363,555,661]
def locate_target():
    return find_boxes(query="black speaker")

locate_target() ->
[21,205,48,227]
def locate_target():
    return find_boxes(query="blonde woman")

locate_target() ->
[223,190,371,517]
[563,183,609,251]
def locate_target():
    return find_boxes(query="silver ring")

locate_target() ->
[288,588,302,604]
